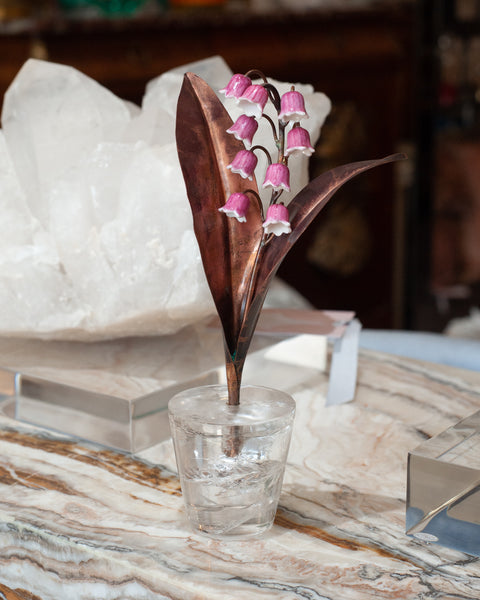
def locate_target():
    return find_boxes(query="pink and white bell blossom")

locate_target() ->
[262,204,291,236]
[237,85,269,119]
[227,150,258,180]
[226,115,259,147]
[218,193,250,222]
[262,163,290,192]
[219,74,252,99]
[285,126,315,157]
[279,89,309,123]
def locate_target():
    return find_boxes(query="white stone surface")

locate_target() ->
[1,347,480,598]
[0,56,331,341]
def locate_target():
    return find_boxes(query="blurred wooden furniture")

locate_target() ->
[409,0,480,331]
[0,3,414,328]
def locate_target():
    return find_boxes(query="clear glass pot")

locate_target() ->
[168,384,295,539]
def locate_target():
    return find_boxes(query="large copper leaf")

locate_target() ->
[175,72,262,356]
[254,154,406,295]
[229,155,406,366]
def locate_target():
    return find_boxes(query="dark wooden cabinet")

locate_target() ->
[407,0,480,331]
[0,4,415,328]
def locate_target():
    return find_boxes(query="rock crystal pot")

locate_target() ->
[168,385,295,538]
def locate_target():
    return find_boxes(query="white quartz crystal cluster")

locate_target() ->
[0,56,330,340]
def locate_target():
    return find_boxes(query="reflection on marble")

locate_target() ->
[0,348,480,598]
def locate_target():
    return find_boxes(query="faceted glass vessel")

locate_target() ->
[168,385,295,539]
[407,409,480,556]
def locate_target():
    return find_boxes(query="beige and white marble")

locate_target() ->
[0,344,480,599]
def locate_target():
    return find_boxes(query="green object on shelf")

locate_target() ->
[59,0,150,16]
[91,0,147,15]
[59,0,89,8]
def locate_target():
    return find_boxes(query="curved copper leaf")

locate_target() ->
[175,72,262,356]
[233,154,407,381]
[256,154,407,290]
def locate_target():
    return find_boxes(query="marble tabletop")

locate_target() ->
[0,344,480,599]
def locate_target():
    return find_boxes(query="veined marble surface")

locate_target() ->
[0,346,480,599]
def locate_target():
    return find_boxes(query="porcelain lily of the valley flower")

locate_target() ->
[176,69,406,405]
[227,114,258,146]
[218,192,250,222]
[220,75,306,233]
[279,88,309,122]
[263,204,291,236]
[285,126,315,157]
[219,73,251,99]
[263,163,290,192]
[237,84,269,119]
[227,149,258,180]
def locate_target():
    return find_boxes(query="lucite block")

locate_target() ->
[407,409,480,556]
[0,310,359,453]
[0,325,226,453]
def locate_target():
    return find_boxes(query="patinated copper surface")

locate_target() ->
[176,72,405,405]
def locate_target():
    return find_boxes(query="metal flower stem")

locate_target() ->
[225,84,285,405]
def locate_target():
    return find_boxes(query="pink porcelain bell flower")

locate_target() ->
[227,150,258,180]
[285,126,315,157]
[219,74,252,99]
[262,163,290,192]
[279,89,309,123]
[262,203,291,236]
[227,115,259,147]
[237,85,269,119]
[218,192,250,222]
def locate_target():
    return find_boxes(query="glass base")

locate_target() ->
[0,325,226,452]
[0,309,356,453]
[0,324,310,453]
[168,384,295,538]
[188,507,275,540]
